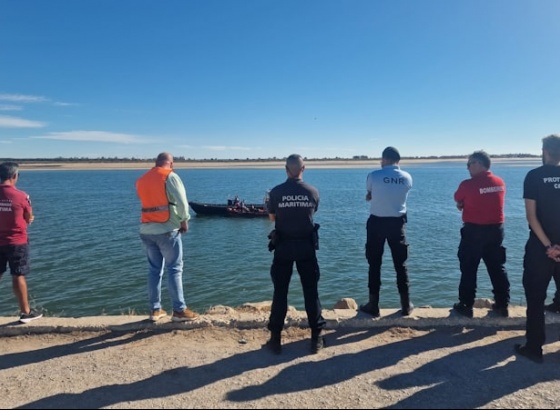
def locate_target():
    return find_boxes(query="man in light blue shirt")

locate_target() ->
[361,146,413,318]
[136,152,198,323]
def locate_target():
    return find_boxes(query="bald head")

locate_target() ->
[285,154,304,178]
[155,152,173,168]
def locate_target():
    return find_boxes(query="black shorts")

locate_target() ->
[0,244,30,276]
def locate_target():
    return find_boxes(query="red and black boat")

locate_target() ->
[189,194,269,218]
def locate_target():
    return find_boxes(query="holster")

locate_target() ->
[312,223,320,250]
[267,229,278,252]
[268,224,320,252]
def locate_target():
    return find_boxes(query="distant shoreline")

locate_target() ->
[17,157,540,171]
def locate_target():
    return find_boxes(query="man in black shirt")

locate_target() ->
[265,154,326,354]
[515,134,560,363]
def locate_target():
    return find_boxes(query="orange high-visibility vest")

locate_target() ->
[136,167,173,223]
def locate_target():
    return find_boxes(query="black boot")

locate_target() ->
[400,293,414,316]
[360,293,380,318]
[545,302,560,314]
[264,331,282,355]
[311,329,325,354]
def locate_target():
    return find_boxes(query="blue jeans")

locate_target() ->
[140,231,186,313]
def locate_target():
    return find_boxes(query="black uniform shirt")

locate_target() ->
[523,164,560,244]
[268,178,319,238]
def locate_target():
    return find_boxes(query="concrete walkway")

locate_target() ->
[2,302,560,409]
[1,302,556,336]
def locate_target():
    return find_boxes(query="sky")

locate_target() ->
[1,1,559,160]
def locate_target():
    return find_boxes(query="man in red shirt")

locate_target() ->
[452,150,511,318]
[0,162,42,323]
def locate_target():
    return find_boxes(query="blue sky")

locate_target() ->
[1,1,559,160]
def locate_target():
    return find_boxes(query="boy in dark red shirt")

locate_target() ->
[0,162,42,323]
[452,150,510,318]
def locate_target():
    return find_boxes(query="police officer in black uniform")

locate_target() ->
[515,134,560,363]
[265,154,326,354]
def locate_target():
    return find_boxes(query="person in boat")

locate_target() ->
[229,196,245,212]
[233,197,250,213]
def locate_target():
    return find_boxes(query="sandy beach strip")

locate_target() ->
[16,157,539,171]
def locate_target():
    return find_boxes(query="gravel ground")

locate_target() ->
[2,324,560,409]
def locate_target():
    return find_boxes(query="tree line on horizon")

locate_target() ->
[0,153,540,163]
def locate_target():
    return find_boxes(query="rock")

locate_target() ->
[473,298,494,309]
[206,305,237,315]
[332,298,358,310]
[236,301,298,312]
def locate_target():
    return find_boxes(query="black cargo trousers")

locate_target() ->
[366,214,410,297]
[457,223,510,307]
[268,237,326,333]
[522,234,560,352]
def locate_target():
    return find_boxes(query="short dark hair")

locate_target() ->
[469,150,491,169]
[285,154,304,176]
[0,162,19,182]
[543,134,560,162]
[382,146,401,163]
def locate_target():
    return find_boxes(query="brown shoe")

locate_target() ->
[149,309,167,322]
[172,308,198,322]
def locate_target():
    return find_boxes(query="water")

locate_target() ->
[1,160,545,317]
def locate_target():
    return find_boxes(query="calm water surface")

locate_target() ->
[1,160,546,317]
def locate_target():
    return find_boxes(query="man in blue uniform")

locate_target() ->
[360,146,414,318]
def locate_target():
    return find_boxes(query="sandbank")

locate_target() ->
[17,157,540,171]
